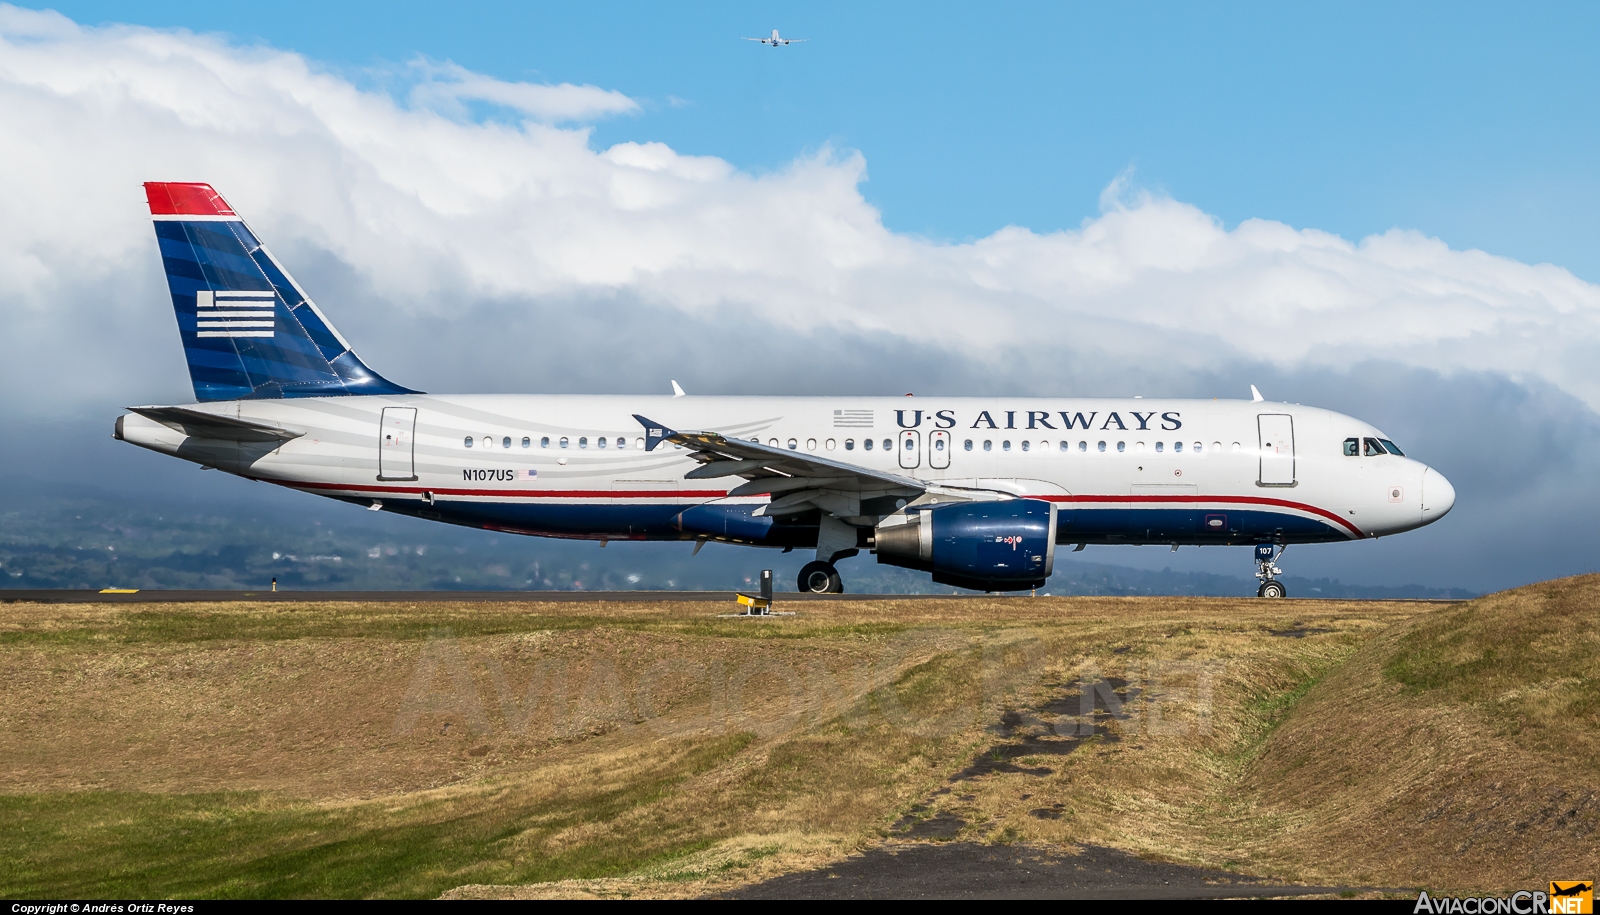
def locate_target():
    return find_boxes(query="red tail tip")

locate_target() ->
[143,182,236,217]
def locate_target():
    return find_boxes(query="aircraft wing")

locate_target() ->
[129,406,304,443]
[633,413,923,519]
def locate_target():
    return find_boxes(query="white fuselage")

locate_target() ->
[116,393,1455,551]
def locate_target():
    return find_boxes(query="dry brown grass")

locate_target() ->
[1243,575,1600,893]
[2,588,1591,898]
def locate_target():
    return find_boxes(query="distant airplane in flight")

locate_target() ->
[744,29,806,47]
[117,183,1455,596]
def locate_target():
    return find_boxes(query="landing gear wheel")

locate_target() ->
[1258,580,1287,599]
[798,561,843,594]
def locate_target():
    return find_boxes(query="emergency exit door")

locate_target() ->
[1257,414,1295,485]
[898,429,921,469]
[929,430,951,469]
[379,407,418,481]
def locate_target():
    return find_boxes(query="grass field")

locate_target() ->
[0,581,1594,898]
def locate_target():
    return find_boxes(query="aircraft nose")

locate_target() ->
[1422,467,1455,520]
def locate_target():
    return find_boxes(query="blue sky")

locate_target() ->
[46,0,1600,277]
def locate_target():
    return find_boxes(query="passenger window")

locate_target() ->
[1173,441,1182,452]
[1364,437,1385,457]
[502,436,511,449]
[808,439,817,451]
[883,439,892,450]
[579,437,588,449]
[787,438,798,450]
[1097,441,1106,452]
[1021,440,1029,452]
[1194,442,1203,453]
[1231,442,1241,452]
[864,439,873,451]
[1079,441,1087,452]
[559,437,569,449]
[964,439,973,451]
[1343,437,1359,457]
[634,438,644,449]
[846,439,855,450]
[934,439,945,451]
[983,440,993,452]
[616,437,626,449]
[1059,441,1068,452]
[1117,442,1126,453]
[826,439,837,450]
[1379,439,1405,456]
[1155,442,1164,452]
[597,437,607,448]
[540,436,550,448]
[464,436,474,448]
[521,436,531,448]
[1002,440,1011,451]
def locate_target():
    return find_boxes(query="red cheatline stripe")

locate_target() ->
[144,182,236,216]
[264,480,1361,538]
[1038,493,1363,538]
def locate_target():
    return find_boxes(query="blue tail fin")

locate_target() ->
[144,182,417,402]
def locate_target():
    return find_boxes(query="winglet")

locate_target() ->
[671,380,686,397]
[633,414,678,451]
[1250,385,1264,402]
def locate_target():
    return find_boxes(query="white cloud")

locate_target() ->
[405,59,638,122]
[2,3,1600,415]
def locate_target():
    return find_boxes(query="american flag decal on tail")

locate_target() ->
[197,289,276,338]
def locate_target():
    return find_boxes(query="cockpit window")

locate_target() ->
[1343,437,1359,457]
[1364,437,1385,457]
[1379,439,1405,456]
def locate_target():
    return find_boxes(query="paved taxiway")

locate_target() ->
[0,589,974,603]
[0,589,1462,604]
[725,842,1399,900]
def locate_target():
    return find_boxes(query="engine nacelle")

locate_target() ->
[874,499,1058,592]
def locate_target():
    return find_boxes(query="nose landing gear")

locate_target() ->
[798,560,843,594]
[1255,543,1287,598]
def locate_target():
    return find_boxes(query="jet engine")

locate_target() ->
[874,499,1058,592]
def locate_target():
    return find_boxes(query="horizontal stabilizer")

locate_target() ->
[129,406,303,442]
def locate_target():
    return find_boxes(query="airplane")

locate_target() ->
[743,29,807,47]
[115,183,1456,597]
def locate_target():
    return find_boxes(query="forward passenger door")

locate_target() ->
[1257,414,1295,486]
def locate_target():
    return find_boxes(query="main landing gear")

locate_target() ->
[1254,542,1287,598]
[798,560,843,594]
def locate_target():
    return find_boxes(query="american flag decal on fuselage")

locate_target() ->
[197,289,276,338]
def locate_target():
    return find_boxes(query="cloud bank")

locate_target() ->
[3,3,1599,410]
[2,4,1598,592]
